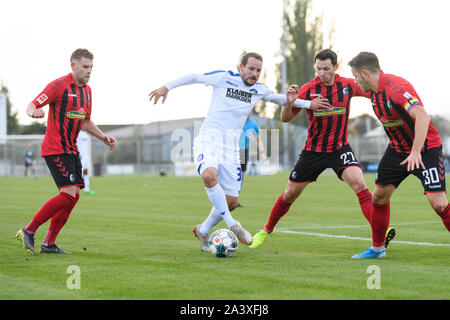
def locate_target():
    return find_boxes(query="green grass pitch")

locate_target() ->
[1,172,449,300]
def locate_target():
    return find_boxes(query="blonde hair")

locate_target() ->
[70,48,94,62]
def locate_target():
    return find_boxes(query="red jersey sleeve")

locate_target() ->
[31,79,60,108]
[349,79,371,98]
[387,78,423,114]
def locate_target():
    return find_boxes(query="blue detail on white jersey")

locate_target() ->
[227,70,240,77]
[204,70,226,76]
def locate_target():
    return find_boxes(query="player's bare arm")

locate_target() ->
[149,86,169,104]
[26,102,45,119]
[82,119,117,150]
[400,105,430,171]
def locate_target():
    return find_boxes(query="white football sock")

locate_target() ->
[205,184,236,228]
[84,174,90,192]
[371,245,385,253]
[199,207,223,234]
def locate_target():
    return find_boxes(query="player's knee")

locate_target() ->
[430,199,448,214]
[60,186,78,198]
[283,189,299,203]
[228,198,239,211]
[372,192,388,205]
[351,179,367,193]
[202,171,218,188]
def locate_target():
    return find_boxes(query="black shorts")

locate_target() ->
[376,146,446,193]
[44,154,84,190]
[289,144,361,182]
[240,148,249,172]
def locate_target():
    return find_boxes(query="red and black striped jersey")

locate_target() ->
[32,73,92,156]
[293,74,369,153]
[370,72,441,153]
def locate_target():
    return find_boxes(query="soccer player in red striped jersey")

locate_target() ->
[250,49,396,249]
[16,49,117,255]
[349,52,450,259]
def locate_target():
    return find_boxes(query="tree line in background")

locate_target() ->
[2,0,449,139]
[1,84,46,135]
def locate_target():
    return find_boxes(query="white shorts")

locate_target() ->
[193,137,242,197]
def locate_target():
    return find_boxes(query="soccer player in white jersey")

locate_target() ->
[149,52,330,251]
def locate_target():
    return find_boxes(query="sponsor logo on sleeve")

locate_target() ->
[36,93,48,104]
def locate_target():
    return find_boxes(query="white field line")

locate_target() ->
[276,221,440,230]
[276,222,450,247]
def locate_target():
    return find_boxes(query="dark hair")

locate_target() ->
[315,49,338,65]
[348,52,380,72]
[70,48,94,62]
[241,52,263,66]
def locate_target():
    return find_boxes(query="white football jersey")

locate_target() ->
[166,70,310,154]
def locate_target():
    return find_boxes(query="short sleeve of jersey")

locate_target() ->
[388,79,423,114]
[32,79,60,108]
[200,70,228,87]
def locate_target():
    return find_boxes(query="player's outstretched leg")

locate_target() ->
[16,228,37,255]
[193,224,210,251]
[249,192,293,249]
[230,221,253,245]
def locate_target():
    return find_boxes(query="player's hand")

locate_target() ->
[400,150,425,171]
[27,105,45,118]
[103,135,117,150]
[149,86,169,104]
[286,84,299,105]
[310,96,331,112]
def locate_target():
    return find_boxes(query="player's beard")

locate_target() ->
[243,76,257,87]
